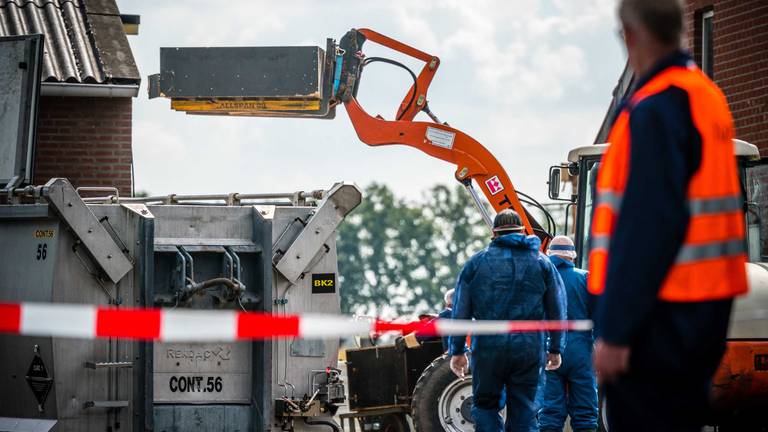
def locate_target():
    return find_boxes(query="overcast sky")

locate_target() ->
[118,0,626,202]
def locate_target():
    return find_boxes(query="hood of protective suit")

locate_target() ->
[549,255,575,269]
[492,233,541,251]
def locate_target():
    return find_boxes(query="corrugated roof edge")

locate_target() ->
[0,0,140,89]
[85,1,140,86]
[41,81,139,97]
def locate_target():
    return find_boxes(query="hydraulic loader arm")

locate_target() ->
[146,29,552,244]
[334,29,551,244]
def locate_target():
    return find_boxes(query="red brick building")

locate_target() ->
[685,0,768,156]
[684,0,768,261]
[0,0,139,196]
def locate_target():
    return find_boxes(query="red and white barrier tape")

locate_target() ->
[0,302,592,342]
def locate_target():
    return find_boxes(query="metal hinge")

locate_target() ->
[83,400,129,409]
[84,361,133,369]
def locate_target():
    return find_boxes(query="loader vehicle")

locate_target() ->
[147,28,768,431]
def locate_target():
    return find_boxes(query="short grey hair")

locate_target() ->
[619,0,685,46]
[444,289,455,307]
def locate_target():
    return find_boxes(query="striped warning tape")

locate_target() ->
[0,302,593,342]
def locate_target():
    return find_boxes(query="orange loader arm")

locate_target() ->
[335,28,551,246]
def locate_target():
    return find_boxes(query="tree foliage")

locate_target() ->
[337,183,488,317]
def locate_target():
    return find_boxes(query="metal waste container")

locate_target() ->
[0,178,361,432]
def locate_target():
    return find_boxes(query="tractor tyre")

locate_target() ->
[411,355,475,432]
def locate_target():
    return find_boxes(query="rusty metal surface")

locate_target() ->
[0,0,139,84]
[711,340,768,421]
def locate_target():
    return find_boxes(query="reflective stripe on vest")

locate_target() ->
[595,192,741,214]
[590,193,745,263]
[676,238,744,264]
[590,234,611,252]
[589,236,744,272]
[688,195,742,215]
[596,191,623,212]
[587,65,748,302]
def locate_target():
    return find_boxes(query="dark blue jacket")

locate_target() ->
[449,233,567,355]
[595,51,733,370]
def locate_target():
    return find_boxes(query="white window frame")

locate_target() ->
[701,10,714,77]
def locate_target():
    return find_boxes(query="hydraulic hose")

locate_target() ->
[184,277,244,296]
[361,56,418,120]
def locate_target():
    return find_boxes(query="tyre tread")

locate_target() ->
[411,355,470,432]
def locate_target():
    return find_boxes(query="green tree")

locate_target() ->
[424,184,489,297]
[337,183,487,317]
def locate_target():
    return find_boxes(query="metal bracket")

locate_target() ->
[121,203,154,219]
[76,186,119,204]
[171,248,188,294]
[253,205,276,220]
[170,245,195,300]
[222,247,242,282]
[84,361,133,369]
[2,175,23,201]
[227,193,240,206]
[177,245,194,282]
[274,183,362,283]
[42,178,133,283]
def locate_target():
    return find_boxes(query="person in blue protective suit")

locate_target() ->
[539,236,598,432]
[414,288,456,351]
[449,210,567,432]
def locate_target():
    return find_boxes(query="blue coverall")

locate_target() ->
[539,256,598,432]
[449,233,567,432]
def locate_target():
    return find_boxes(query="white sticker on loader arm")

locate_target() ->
[484,175,505,195]
[426,126,456,149]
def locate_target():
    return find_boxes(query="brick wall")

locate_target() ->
[33,96,133,196]
[685,0,768,156]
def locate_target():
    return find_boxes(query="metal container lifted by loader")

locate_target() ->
[148,29,768,431]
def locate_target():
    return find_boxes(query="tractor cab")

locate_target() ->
[549,140,768,425]
[550,139,767,269]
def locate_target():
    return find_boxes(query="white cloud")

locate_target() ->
[383,1,605,103]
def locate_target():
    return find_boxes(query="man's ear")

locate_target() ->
[624,26,636,50]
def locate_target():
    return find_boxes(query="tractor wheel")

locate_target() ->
[411,355,475,432]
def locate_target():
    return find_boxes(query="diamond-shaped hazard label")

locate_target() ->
[26,353,53,411]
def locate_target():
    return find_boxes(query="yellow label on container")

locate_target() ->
[171,99,321,112]
[34,229,55,238]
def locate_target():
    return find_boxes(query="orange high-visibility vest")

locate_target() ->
[588,64,747,302]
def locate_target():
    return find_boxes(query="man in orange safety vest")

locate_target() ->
[590,0,748,431]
